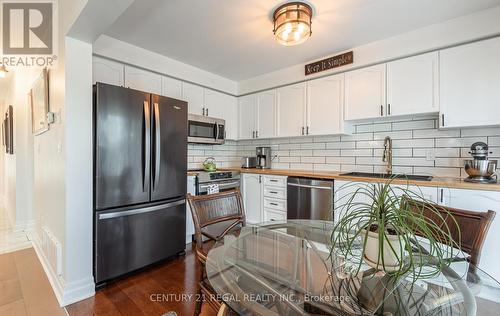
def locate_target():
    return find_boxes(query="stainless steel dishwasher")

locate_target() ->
[287,177,334,220]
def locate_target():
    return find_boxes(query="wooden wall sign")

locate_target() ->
[305,51,353,76]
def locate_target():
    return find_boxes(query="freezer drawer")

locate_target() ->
[287,177,334,221]
[95,199,186,284]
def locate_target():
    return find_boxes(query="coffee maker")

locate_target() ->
[256,147,272,169]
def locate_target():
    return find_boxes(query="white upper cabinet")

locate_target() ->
[439,37,500,129]
[277,82,307,137]
[307,74,346,136]
[205,90,238,140]
[257,90,277,139]
[345,64,386,121]
[386,52,439,116]
[161,76,183,100]
[182,82,205,115]
[93,56,124,86]
[124,66,161,95]
[238,94,257,140]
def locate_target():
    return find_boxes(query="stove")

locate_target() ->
[191,170,241,195]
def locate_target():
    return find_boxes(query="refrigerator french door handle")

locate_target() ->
[98,199,186,220]
[153,102,161,189]
[143,100,151,192]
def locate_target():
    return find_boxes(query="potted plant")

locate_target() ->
[332,179,461,281]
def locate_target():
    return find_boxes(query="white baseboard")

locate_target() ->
[30,233,95,307]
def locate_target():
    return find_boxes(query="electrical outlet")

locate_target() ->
[426,149,436,161]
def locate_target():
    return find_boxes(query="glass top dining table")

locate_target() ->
[206,220,500,316]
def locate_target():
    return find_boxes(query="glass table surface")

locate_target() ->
[206,220,500,316]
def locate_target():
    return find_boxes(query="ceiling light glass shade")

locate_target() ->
[273,2,312,46]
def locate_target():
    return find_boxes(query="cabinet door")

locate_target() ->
[161,76,182,100]
[440,188,500,283]
[182,82,205,115]
[205,90,238,140]
[124,66,161,95]
[345,64,386,120]
[440,37,500,128]
[93,56,124,86]
[387,52,439,116]
[238,95,257,140]
[334,181,373,222]
[257,90,276,138]
[242,174,262,224]
[307,74,344,136]
[277,82,306,137]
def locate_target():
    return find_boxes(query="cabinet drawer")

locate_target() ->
[263,176,287,188]
[264,208,287,222]
[263,197,286,211]
[263,186,286,199]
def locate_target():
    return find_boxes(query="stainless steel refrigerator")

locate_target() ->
[93,83,187,285]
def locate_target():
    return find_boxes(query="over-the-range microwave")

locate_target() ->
[187,114,225,145]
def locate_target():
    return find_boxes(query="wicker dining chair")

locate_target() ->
[187,189,246,316]
[404,198,495,267]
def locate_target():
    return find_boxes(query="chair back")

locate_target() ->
[187,189,246,249]
[405,199,495,266]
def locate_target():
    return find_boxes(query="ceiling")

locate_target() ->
[104,0,500,81]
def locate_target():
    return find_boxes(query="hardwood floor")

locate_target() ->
[0,248,66,316]
[67,245,216,316]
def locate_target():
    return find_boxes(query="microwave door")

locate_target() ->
[188,119,217,144]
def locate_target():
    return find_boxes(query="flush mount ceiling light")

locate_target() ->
[273,1,313,46]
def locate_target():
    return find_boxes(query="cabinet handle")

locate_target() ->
[270,202,278,206]
[256,130,259,138]
[206,108,208,116]
[302,127,305,135]
[306,126,309,135]
[269,191,278,194]
[388,104,391,115]
[202,108,205,116]
[441,114,445,127]
[259,175,262,183]
[252,131,255,138]
[270,179,278,182]
[380,105,384,117]
[440,189,444,204]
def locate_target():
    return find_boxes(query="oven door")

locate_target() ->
[197,179,240,195]
[188,114,225,144]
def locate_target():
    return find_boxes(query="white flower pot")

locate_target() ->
[361,229,406,272]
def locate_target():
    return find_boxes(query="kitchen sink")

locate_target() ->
[340,172,433,181]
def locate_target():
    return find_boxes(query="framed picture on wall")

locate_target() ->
[31,69,50,135]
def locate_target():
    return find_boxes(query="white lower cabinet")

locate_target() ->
[241,174,287,223]
[439,188,500,283]
[241,174,263,223]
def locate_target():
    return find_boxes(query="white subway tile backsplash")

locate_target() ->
[188,115,498,178]
[356,123,392,133]
[392,120,435,131]
[313,149,341,157]
[461,128,500,137]
[436,137,487,148]
[326,142,356,149]
[489,137,500,146]
[393,139,434,148]
[341,149,373,157]
[314,164,340,171]
[326,157,356,164]
[300,142,326,150]
[373,131,413,140]
[301,156,325,163]
[413,129,460,139]
[413,148,460,158]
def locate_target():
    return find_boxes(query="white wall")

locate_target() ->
[93,35,238,95]
[239,5,500,94]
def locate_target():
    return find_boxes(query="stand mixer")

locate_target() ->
[464,142,498,184]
